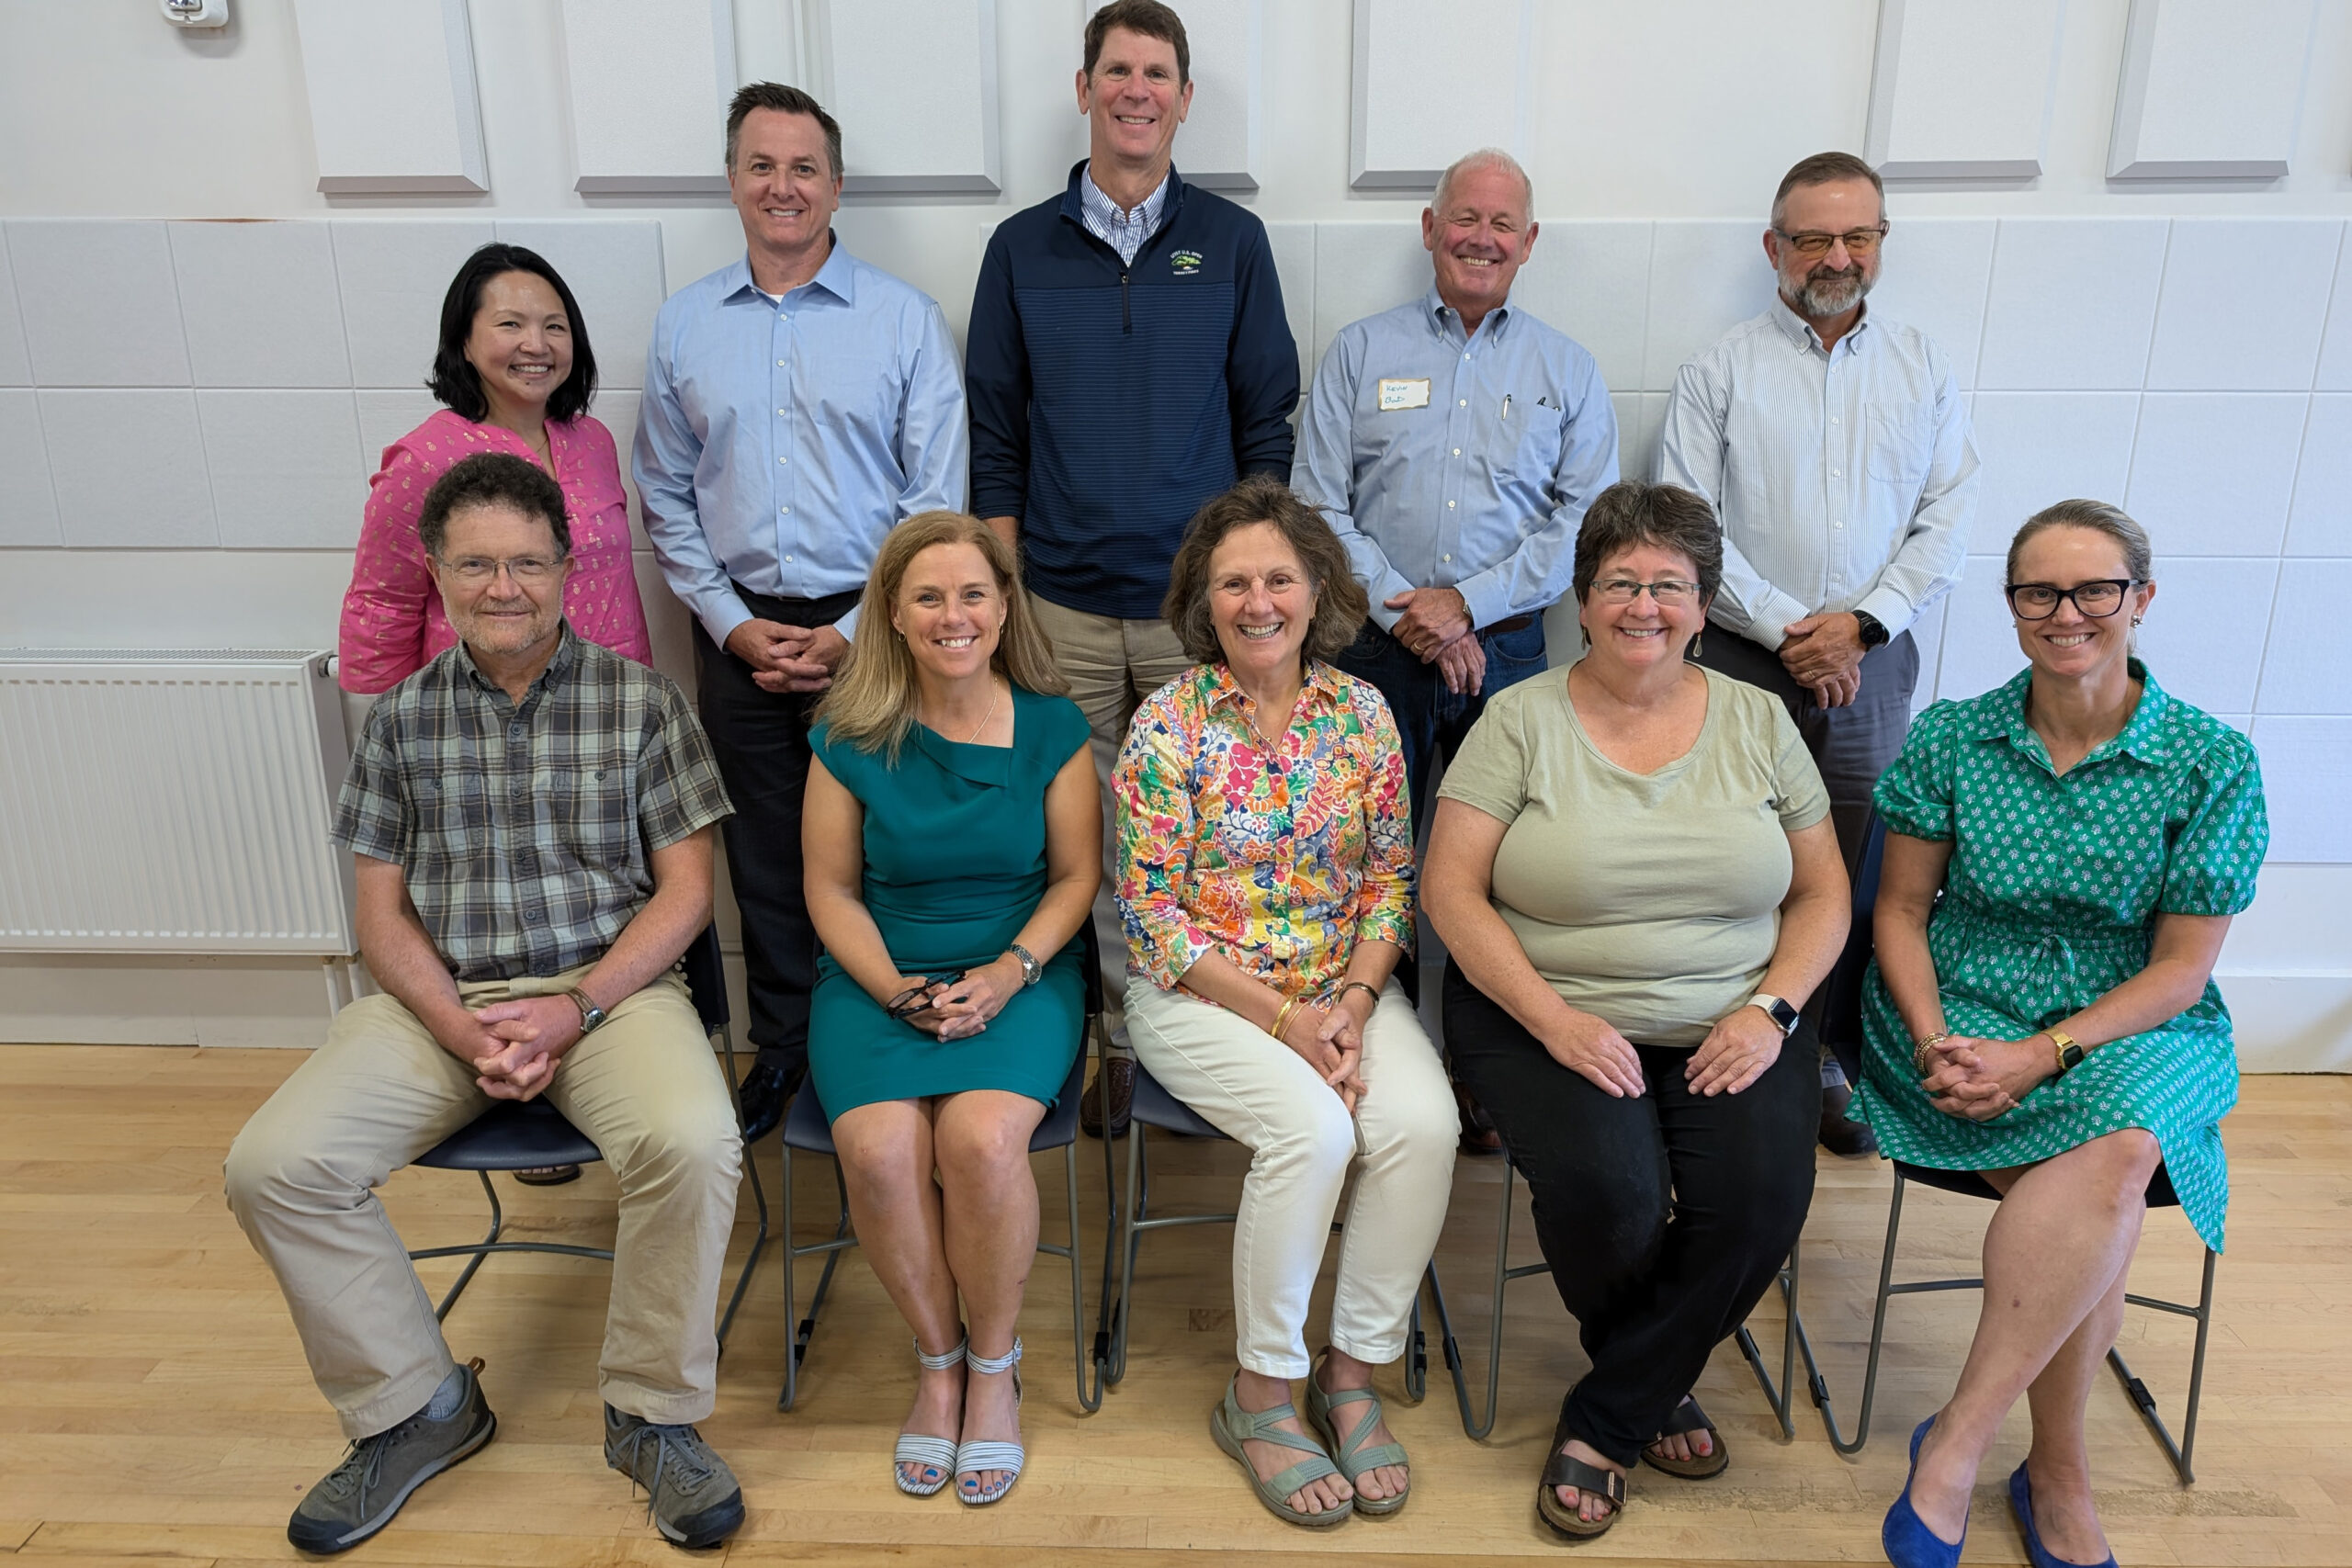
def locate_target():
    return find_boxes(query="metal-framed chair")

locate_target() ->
[405,924,770,1347]
[775,923,1111,1414]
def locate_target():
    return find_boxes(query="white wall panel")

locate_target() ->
[2126,393,2306,556]
[2146,220,2342,391]
[39,390,215,548]
[1309,222,1427,375]
[1968,392,2142,552]
[1865,0,2064,180]
[2287,394,2352,556]
[5,220,191,389]
[354,389,440,476]
[492,221,666,394]
[1172,0,1261,192]
[1350,0,1528,191]
[559,0,736,196]
[599,389,647,536]
[1906,595,1951,714]
[2248,716,2352,862]
[2315,236,2352,393]
[168,222,352,390]
[1509,221,1652,399]
[2253,558,2352,715]
[0,390,59,547]
[1263,221,1315,399]
[2131,557,2278,715]
[2108,0,2316,181]
[1641,221,1777,391]
[330,221,496,389]
[291,0,489,195]
[0,240,28,387]
[1933,553,2022,700]
[0,550,352,650]
[1976,218,2168,390]
[198,390,368,550]
[808,0,1000,194]
[1865,217,1996,389]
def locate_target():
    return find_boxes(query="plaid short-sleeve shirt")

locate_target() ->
[332,625,733,981]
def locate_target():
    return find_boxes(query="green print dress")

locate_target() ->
[1853,663,2267,1252]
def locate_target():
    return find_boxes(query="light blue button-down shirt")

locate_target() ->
[1078,164,1169,266]
[1657,295,1977,650]
[635,240,967,646]
[1292,288,1619,634]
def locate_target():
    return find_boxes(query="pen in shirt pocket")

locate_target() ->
[1501,394,1511,419]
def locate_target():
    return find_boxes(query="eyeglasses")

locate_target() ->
[2005,580,2140,620]
[1592,578,1701,606]
[435,553,566,582]
[1774,222,1888,257]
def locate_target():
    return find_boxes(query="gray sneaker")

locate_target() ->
[287,1358,496,1553]
[604,1405,745,1549]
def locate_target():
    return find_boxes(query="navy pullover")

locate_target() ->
[967,163,1299,619]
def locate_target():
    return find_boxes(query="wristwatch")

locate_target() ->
[1007,943,1042,987]
[1851,609,1890,649]
[566,987,609,1036]
[1748,993,1802,1036]
[2046,1028,2085,1076]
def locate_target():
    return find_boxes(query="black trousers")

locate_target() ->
[691,584,861,1080]
[1442,961,1819,1467]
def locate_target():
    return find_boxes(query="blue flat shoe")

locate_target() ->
[2009,1462,2117,1568]
[1882,1416,1965,1568]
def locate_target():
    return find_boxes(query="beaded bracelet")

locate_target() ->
[1911,1031,1951,1076]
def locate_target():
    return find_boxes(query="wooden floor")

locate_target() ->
[1,1046,2346,1567]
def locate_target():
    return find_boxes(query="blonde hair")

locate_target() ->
[815,512,1069,760]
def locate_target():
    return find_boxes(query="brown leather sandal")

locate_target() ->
[1535,1391,1625,1541]
[1641,1394,1728,1480]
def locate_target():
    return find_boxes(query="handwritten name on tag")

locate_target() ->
[1377,378,1431,412]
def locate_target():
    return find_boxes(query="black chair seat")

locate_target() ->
[414,1098,601,1171]
[1893,1159,2182,1209]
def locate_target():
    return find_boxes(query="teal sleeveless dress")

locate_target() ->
[808,685,1091,1115]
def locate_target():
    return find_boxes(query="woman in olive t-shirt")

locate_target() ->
[1423,482,1849,1543]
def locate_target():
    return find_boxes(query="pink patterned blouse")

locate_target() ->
[338,408,652,694]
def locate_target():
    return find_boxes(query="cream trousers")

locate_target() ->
[224,965,741,1438]
[1125,976,1459,1378]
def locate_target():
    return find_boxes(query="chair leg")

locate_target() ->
[1107,1119,1147,1387]
[778,1144,799,1411]
[1092,1026,1123,1392]
[1818,1166,1912,1456]
[1064,1141,1103,1412]
[1734,1246,1801,1438]
[431,1170,504,1322]
[714,1022,770,1352]
[1439,1157,1521,1440]
[2106,1244,2216,1486]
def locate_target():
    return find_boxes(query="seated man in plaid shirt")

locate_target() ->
[225,453,746,1555]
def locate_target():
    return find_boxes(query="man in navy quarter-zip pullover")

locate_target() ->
[967,1,1299,1136]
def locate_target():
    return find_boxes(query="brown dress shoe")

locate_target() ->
[1080,1054,1134,1139]
[1817,1079,1878,1157]
[1453,1077,1503,1156]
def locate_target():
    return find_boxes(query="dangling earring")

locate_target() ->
[1688,626,1703,660]
[2130,615,2143,627]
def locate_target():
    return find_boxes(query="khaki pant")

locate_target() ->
[1026,592,1194,1032]
[1125,976,1459,1377]
[224,965,741,1438]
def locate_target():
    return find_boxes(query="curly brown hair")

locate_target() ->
[1161,476,1368,669]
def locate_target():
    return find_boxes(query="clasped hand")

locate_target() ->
[458,994,584,1101]
[725,618,847,694]
[1917,1034,2048,1121]
[1779,613,1865,708]
[1275,991,1373,1115]
[891,956,1022,1042]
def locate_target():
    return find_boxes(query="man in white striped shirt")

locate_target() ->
[1658,150,1979,1155]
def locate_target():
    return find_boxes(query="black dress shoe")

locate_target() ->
[1818,1079,1878,1157]
[1080,1055,1134,1139]
[735,1061,796,1144]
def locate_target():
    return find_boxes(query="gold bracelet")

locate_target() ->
[1271,998,1298,1041]
[1339,980,1381,1010]
[1911,1032,1951,1076]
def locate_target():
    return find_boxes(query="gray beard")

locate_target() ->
[1789,266,1870,318]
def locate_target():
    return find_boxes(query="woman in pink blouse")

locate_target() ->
[1113,478,1458,1529]
[339,243,650,694]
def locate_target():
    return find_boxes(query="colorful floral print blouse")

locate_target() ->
[1114,660,1416,999]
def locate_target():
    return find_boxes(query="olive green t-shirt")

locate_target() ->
[1438,665,1830,1046]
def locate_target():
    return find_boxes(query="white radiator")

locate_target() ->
[0,649,356,956]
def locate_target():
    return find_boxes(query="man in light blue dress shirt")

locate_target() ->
[637,84,967,1136]
[1657,150,1978,1156]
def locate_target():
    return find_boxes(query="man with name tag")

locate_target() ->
[637,83,967,1144]
[1292,146,1618,1154]
[1657,150,1978,1156]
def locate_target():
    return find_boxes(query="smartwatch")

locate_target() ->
[1007,943,1042,987]
[1852,609,1890,649]
[1748,993,1802,1036]
[2047,1028,2085,1076]
[566,987,609,1036]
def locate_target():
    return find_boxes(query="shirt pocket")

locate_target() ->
[1866,401,1932,487]
[1492,400,1566,486]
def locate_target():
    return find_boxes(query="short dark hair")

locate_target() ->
[1084,0,1190,85]
[427,243,598,424]
[418,453,571,562]
[1770,150,1884,229]
[1163,476,1368,667]
[726,82,843,180]
[1571,481,1725,608]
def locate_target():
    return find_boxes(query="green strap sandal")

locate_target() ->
[1208,1376,1352,1528]
[1304,1354,1410,1516]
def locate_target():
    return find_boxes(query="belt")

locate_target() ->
[1481,613,1538,636]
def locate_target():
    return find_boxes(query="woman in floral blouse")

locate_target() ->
[1114,477,1457,1529]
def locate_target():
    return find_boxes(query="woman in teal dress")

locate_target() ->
[1857,502,2267,1568]
[802,512,1098,1508]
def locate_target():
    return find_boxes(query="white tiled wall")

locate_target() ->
[1,211,2347,863]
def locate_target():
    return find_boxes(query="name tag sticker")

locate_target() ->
[1377,378,1431,412]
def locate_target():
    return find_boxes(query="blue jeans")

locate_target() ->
[1333,616,1553,840]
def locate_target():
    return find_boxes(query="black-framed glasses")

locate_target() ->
[1592,577,1701,606]
[1774,222,1888,257]
[886,972,967,1021]
[2005,580,2140,620]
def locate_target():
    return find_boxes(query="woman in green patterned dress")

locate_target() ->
[1857,501,2267,1568]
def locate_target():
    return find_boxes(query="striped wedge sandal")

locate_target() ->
[955,1338,1024,1506]
[893,1334,966,1497]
